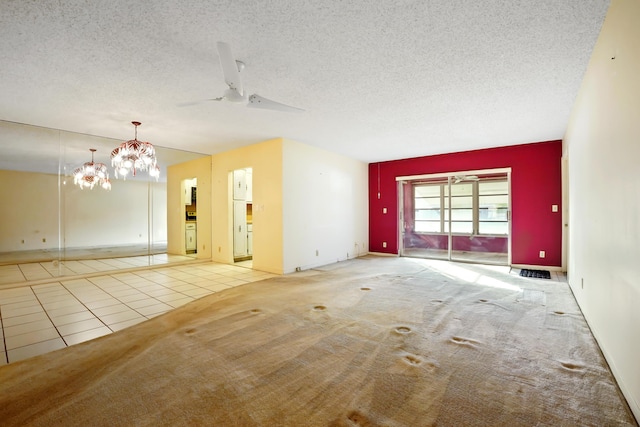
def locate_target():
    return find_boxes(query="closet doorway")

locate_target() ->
[183,178,197,257]
[398,168,511,265]
[232,167,253,267]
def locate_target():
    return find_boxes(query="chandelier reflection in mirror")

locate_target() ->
[73,149,112,190]
[111,121,160,180]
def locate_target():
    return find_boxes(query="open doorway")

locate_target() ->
[183,178,197,256]
[398,168,511,265]
[232,168,253,267]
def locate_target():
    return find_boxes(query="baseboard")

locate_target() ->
[579,307,640,423]
[367,251,398,257]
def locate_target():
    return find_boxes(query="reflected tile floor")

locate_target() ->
[0,253,195,286]
[0,262,275,365]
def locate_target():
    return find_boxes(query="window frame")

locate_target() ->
[413,178,509,236]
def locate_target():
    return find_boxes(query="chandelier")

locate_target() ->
[111,121,160,180]
[73,149,112,190]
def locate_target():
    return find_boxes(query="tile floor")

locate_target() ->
[0,260,274,365]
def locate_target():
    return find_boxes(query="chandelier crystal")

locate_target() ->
[73,149,112,190]
[111,121,160,180]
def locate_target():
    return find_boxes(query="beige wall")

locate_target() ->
[211,138,284,274]
[0,169,165,253]
[0,170,58,252]
[167,156,212,260]
[564,0,640,419]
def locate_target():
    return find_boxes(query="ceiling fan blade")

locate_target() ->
[217,41,243,95]
[177,97,223,107]
[247,94,304,113]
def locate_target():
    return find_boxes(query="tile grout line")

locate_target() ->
[58,281,116,335]
[91,273,196,318]
[28,284,71,350]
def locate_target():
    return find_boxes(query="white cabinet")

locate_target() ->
[233,169,246,200]
[232,168,252,259]
[184,178,196,205]
[233,200,247,257]
[185,223,196,252]
[245,169,253,202]
[184,182,192,205]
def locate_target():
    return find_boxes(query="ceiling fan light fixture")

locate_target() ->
[111,121,159,180]
[73,149,112,190]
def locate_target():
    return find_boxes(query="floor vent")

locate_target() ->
[519,269,551,279]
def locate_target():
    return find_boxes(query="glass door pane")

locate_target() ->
[450,174,509,265]
[400,178,449,260]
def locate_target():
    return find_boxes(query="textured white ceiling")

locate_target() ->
[0,0,610,164]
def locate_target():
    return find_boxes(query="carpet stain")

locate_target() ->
[450,336,481,348]
[403,354,423,366]
[560,361,586,372]
[394,326,412,334]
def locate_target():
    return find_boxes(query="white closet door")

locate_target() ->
[233,200,247,257]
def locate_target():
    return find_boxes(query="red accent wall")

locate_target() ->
[369,140,563,266]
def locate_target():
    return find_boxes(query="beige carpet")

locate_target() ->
[0,256,636,426]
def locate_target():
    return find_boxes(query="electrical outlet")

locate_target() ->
[42,238,46,243]
[316,249,319,256]
[382,241,387,248]
[383,207,387,214]
[539,250,545,258]
[552,204,558,212]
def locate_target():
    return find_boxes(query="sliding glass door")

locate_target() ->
[398,169,511,265]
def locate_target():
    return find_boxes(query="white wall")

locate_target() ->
[282,139,369,273]
[564,0,640,419]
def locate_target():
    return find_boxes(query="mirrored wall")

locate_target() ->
[0,120,208,284]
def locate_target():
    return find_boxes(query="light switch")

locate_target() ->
[552,204,558,212]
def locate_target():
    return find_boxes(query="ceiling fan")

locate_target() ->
[192,41,304,113]
[453,175,479,184]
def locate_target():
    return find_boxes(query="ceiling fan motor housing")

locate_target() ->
[224,88,245,103]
